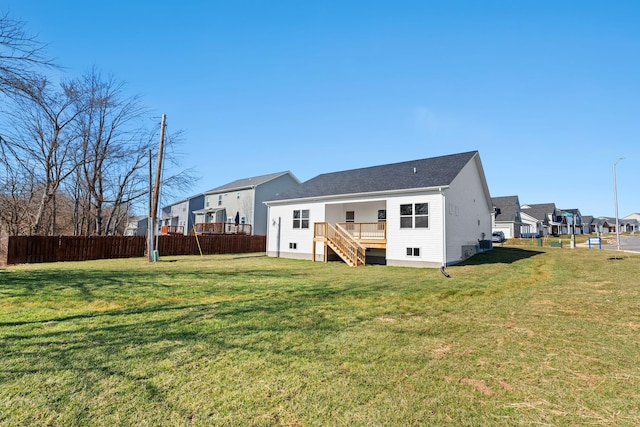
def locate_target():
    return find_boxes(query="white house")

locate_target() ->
[193,171,300,236]
[491,195,523,239]
[264,151,492,268]
[622,213,640,233]
[520,203,562,237]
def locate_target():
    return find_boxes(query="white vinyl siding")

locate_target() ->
[386,193,443,265]
[444,156,492,264]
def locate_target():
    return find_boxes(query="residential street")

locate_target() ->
[599,235,640,252]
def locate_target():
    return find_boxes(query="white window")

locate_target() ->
[400,203,429,228]
[293,209,309,229]
[406,247,421,257]
[217,195,222,206]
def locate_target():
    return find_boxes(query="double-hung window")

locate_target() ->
[400,203,429,228]
[293,209,309,229]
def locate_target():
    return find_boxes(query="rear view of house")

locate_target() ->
[265,151,492,268]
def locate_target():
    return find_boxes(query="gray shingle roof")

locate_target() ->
[492,195,521,222]
[203,171,297,194]
[270,151,478,201]
[521,203,557,223]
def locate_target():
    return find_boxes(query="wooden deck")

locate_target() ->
[193,222,252,235]
[160,225,185,235]
[338,222,386,248]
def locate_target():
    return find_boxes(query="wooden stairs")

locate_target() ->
[320,223,366,267]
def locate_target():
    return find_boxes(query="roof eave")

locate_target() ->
[265,185,450,206]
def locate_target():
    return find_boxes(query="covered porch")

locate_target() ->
[312,199,387,266]
[192,207,251,235]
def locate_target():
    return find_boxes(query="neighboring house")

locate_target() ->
[581,215,595,234]
[491,195,522,239]
[620,218,639,233]
[124,215,147,236]
[623,213,640,222]
[520,203,562,236]
[193,171,300,236]
[160,194,205,235]
[264,151,493,268]
[592,217,612,234]
[559,208,584,235]
[622,213,640,233]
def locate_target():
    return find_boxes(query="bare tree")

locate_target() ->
[73,69,150,234]
[0,12,55,97]
[2,77,85,235]
[0,156,38,236]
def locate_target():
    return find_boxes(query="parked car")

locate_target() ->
[492,231,505,243]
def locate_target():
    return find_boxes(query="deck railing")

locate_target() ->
[332,223,366,266]
[160,225,185,235]
[314,222,365,266]
[194,222,252,235]
[337,222,386,241]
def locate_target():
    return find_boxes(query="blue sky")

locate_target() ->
[4,1,639,217]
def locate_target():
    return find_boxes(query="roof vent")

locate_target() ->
[413,167,417,174]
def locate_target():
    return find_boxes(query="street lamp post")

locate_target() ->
[613,157,624,251]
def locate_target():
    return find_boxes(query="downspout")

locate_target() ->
[276,216,281,258]
[250,186,256,235]
[440,188,450,277]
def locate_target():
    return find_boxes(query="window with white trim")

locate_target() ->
[293,209,309,229]
[406,247,420,257]
[400,203,429,228]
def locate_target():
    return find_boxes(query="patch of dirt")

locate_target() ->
[432,344,451,359]
[460,378,494,396]
[498,380,515,391]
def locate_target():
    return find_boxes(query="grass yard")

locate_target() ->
[1,244,639,426]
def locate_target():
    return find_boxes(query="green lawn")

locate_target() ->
[1,245,639,426]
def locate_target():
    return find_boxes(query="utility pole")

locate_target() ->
[150,114,166,261]
[148,149,153,261]
[613,157,624,251]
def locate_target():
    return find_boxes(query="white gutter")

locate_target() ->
[264,185,451,206]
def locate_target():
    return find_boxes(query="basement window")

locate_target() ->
[406,247,421,257]
[289,242,297,250]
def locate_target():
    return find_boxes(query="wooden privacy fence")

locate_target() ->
[6,235,266,265]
